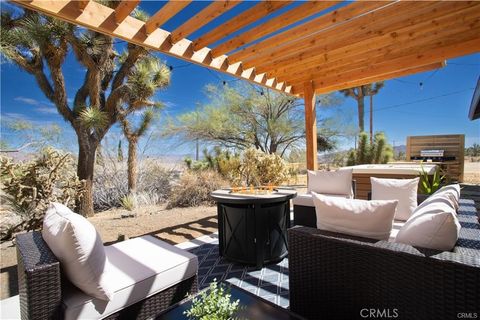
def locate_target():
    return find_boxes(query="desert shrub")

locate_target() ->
[347,132,393,166]
[184,147,290,186]
[238,147,290,186]
[184,147,241,180]
[0,148,84,236]
[94,160,175,211]
[167,170,227,209]
[120,194,136,211]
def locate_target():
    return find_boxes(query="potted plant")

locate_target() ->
[184,280,241,320]
[417,164,445,203]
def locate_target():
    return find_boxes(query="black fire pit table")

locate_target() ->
[211,187,297,268]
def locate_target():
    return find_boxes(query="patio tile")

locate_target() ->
[188,239,290,309]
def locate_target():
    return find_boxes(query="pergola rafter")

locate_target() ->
[9,0,480,170]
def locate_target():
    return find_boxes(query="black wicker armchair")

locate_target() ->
[16,231,198,320]
[288,199,480,320]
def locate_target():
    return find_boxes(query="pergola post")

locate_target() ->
[304,81,318,171]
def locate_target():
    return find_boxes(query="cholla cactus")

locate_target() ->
[348,131,393,165]
[0,148,85,233]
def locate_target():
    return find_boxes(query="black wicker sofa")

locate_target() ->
[288,198,480,320]
[16,231,198,320]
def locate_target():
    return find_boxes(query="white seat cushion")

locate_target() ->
[389,220,406,242]
[62,235,198,320]
[292,192,351,207]
[42,203,113,301]
[371,177,419,221]
[395,201,461,251]
[312,193,397,240]
[417,184,460,212]
[307,169,353,197]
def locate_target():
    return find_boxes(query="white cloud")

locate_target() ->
[2,112,29,120]
[14,96,40,106]
[36,107,58,114]
[14,96,60,114]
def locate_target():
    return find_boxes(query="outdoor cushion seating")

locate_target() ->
[16,230,198,319]
[312,193,398,240]
[293,169,356,227]
[288,198,480,320]
[371,177,419,221]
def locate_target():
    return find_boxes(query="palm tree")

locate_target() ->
[364,82,385,145]
[340,87,366,132]
[0,8,169,216]
[340,82,384,139]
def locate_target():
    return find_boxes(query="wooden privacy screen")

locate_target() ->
[406,134,465,182]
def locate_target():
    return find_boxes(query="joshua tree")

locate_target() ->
[0,8,169,216]
[118,56,169,193]
[340,82,384,136]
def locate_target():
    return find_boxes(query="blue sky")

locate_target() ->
[0,1,479,157]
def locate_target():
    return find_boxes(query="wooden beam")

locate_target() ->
[257,0,455,77]
[244,0,469,70]
[145,1,191,35]
[299,35,480,90]
[170,1,241,44]
[77,1,89,11]
[192,1,291,51]
[256,1,480,77]
[114,0,140,24]
[310,62,445,95]
[10,0,293,95]
[304,81,317,171]
[281,18,480,86]
[229,1,391,64]
[288,34,480,94]
[211,1,340,58]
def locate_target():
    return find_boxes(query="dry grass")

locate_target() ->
[167,170,228,209]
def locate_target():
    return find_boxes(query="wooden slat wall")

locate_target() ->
[406,134,465,182]
[353,173,419,200]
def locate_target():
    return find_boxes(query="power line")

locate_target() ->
[370,88,474,113]
[419,68,439,89]
[449,62,480,66]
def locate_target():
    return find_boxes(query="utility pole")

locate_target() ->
[195,103,199,161]
[370,95,373,145]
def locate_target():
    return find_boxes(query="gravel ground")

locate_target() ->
[0,204,217,300]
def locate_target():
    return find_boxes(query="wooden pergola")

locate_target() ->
[11,0,480,170]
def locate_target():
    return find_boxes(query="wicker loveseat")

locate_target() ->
[16,231,198,320]
[288,198,480,320]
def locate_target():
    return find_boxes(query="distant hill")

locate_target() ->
[393,145,406,156]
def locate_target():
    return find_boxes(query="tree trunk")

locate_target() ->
[77,135,97,217]
[370,95,373,145]
[127,138,138,193]
[357,95,365,132]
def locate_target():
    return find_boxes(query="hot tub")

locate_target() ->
[343,163,437,200]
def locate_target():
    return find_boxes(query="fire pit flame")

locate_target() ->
[230,184,276,195]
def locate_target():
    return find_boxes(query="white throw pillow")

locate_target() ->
[308,168,353,196]
[395,201,460,251]
[42,203,113,301]
[371,177,419,221]
[312,193,397,240]
[418,184,460,211]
